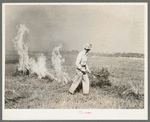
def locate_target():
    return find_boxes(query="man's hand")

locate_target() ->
[85,65,91,74]
[88,70,91,74]
[86,69,91,74]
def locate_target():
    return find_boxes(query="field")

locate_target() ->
[4,55,144,109]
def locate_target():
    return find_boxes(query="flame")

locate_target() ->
[12,25,30,73]
[12,24,57,80]
[51,44,70,83]
[29,53,48,79]
[12,24,70,83]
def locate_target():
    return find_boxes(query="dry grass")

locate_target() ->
[4,56,144,109]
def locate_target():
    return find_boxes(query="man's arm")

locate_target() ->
[86,65,91,73]
[76,52,82,70]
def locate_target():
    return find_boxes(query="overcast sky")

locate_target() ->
[5,4,145,53]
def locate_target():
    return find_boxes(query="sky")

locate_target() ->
[5,4,146,53]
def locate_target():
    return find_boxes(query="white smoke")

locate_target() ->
[12,24,70,84]
[12,24,57,80]
[29,53,48,79]
[51,44,70,84]
[12,25,30,73]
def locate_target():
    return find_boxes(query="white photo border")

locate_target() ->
[2,2,148,120]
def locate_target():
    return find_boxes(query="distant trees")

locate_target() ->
[5,50,144,64]
[111,52,144,58]
[90,52,144,58]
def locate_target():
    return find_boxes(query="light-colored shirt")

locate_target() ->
[76,50,90,72]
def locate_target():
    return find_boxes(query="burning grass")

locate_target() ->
[11,24,69,84]
[5,57,144,109]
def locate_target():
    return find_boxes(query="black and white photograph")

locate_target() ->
[2,3,148,120]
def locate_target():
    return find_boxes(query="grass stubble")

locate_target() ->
[4,56,144,109]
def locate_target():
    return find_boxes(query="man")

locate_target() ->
[69,43,92,95]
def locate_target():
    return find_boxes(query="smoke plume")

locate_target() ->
[51,44,70,84]
[12,24,70,84]
[12,25,30,73]
[12,24,57,80]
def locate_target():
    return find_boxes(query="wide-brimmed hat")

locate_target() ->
[84,43,92,50]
